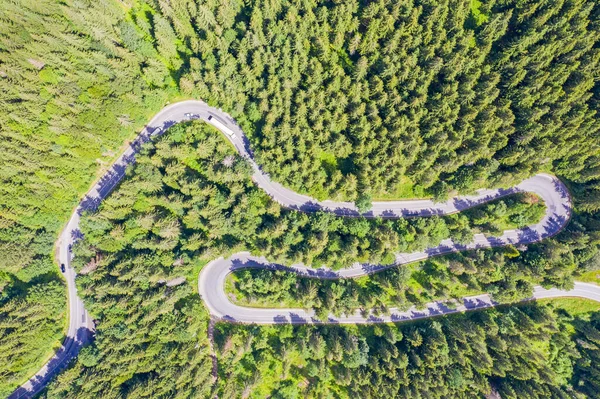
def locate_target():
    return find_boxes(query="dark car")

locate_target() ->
[60,263,66,273]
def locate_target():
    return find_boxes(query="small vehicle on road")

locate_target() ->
[184,113,200,120]
[60,263,66,273]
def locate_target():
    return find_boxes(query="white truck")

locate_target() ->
[207,115,236,138]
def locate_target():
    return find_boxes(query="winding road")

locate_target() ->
[10,99,596,398]
[201,255,600,323]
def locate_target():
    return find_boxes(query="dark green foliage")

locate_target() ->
[215,304,597,398]
[228,238,587,318]
[130,0,600,202]
[571,314,600,397]
[43,292,212,399]
[0,278,66,397]
[0,0,177,385]
[42,122,599,397]
[354,193,372,213]
[42,123,266,398]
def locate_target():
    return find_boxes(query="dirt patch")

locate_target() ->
[28,58,45,69]
[166,276,186,287]
[80,253,103,275]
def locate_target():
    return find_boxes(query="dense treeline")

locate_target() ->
[227,251,519,320]
[114,0,600,310]
[128,0,600,205]
[215,303,600,398]
[72,122,557,304]
[570,312,600,397]
[228,240,589,320]
[0,279,66,397]
[41,122,597,397]
[230,204,600,319]
[0,0,176,387]
[41,122,260,398]
[42,286,213,398]
[253,191,544,269]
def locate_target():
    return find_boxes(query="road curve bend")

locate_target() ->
[200,254,600,323]
[9,99,583,398]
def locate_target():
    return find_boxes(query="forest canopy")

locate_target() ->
[2,0,600,396]
[0,0,177,391]
[125,0,600,204]
[41,121,600,399]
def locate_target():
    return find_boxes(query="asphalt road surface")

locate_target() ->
[199,254,599,324]
[8,211,94,399]
[11,99,592,398]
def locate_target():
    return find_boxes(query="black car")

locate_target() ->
[60,263,66,273]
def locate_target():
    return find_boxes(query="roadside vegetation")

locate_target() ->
[214,302,600,398]
[575,270,600,285]
[0,0,179,391]
[126,0,600,209]
[539,297,600,319]
[0,278,66,397]
[225,241,584,321]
